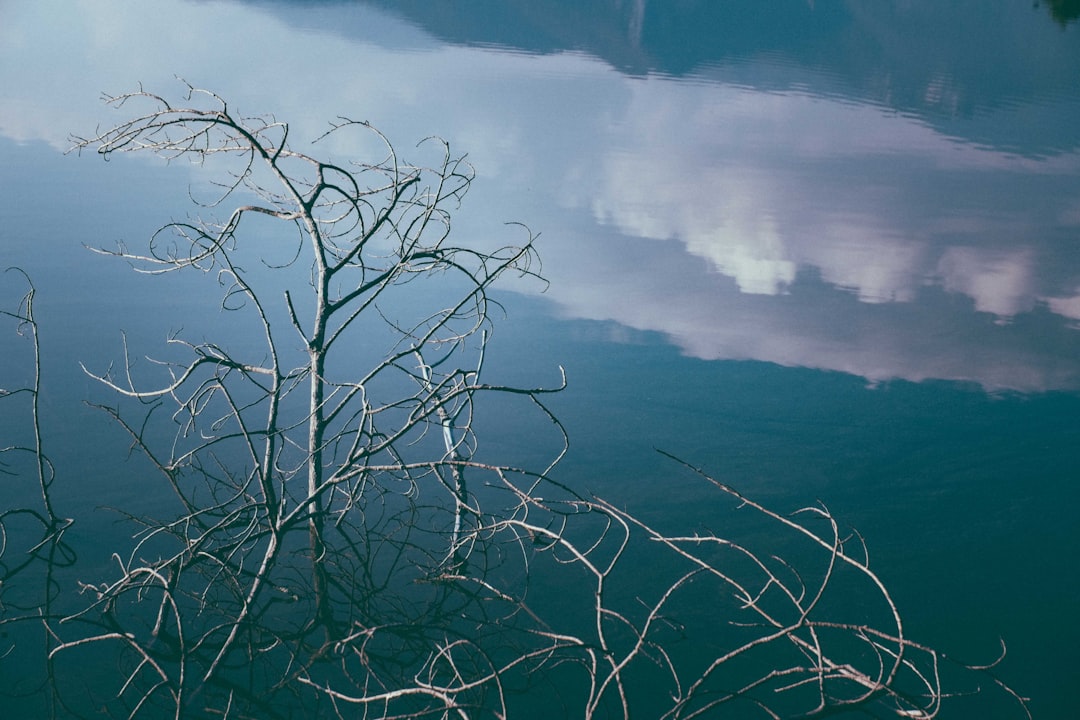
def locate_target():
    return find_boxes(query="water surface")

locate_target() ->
[2,2,1079,716]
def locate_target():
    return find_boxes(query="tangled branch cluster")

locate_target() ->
[0,83,1030,719]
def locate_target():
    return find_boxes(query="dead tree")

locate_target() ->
[41,83,1030,719]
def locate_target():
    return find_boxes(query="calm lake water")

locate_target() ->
[3,2,1080,717]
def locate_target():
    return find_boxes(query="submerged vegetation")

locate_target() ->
[0,83,1030,718]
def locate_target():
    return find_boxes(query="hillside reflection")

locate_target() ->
[355,0,1080,151]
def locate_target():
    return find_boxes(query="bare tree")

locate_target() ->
[29,82,1031,718]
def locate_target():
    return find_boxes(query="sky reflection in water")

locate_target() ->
[5,0,1080,391]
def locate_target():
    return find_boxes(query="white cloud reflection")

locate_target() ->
[563,75,1080,388]
[581,76,1080,309]
[4,0,1080,391]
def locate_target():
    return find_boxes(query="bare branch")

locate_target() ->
[30,83,1033,719]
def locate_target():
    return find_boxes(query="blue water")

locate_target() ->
[2,1,1080,716]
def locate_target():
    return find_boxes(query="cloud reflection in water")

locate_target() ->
[556,76,1080,390]
[3,0,1080,391]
